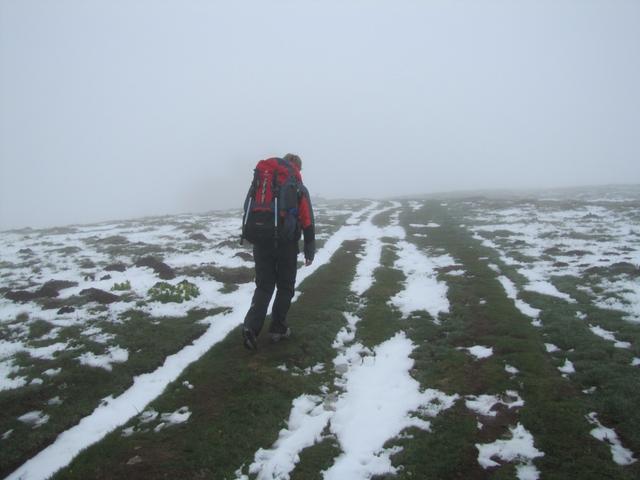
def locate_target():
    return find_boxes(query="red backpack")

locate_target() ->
[241,158,303,245]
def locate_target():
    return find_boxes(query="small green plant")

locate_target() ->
[111,280,132,291]
[148,280,200,303]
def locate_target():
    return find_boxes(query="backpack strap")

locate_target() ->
[277,158,297,178]
[240,168,260,245]
[272,165,279,196]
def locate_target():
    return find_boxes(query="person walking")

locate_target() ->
[241,153,315,350]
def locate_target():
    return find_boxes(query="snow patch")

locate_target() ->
[390,241,453,321]
[350,237,382,296]
[588,324,631,349]
[544,343,560,353]
[244,332,459,480]
[18,411,50,429]
[466,391,524,417]
[524,280,576,303]
[497,276,541,321]
[505,364,519,375]
[586,412,636,465]
[0,360,27,391]
[289,363,326,377]
[247,395,332,480]
[558,359,575,375]
[77,346,129,371]
[592,278,640,323]
[445,269,465,277]
[324,333,458,479]
[410,222,440,228]
[408,201,423,212]
[476,423,544,477]
[154,406,192,432]
[460,345,494,360]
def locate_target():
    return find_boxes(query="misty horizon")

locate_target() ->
[2,0,639,231]
[2,182,638,233]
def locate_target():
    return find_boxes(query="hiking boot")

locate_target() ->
[243,328,258,350]
[270,328,291,343]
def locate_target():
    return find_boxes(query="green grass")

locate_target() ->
[53,241,363,480]
[4,196,640,479]
[26,319,55,339]
[384,200,640,479]
[111,280,131,291]
[175,265,254,285]
[356,243,405,349]
[0,308,219,478]
[527,292,640,458]
[371,204,398,227]
[290,435,341,480]
[147,280,200,303]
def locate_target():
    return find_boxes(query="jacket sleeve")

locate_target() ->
[298,186,315,260]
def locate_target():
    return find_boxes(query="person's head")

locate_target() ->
[283,153,302,170]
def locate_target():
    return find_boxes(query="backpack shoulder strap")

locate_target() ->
[276,158,297,179]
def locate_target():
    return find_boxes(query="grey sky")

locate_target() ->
[1,0,639,230]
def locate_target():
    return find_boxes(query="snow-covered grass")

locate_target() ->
[239,202,460,480]
[2,188,640,480]
[465,197,640,321]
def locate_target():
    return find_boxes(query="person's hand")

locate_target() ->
[303,242,315,266]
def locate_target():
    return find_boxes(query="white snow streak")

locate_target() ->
[586,412,636,466]
[324,333,458,480]
[497,276,541,326]
[249,395,332,480]
[349,207,388,296]
[243,202,460,480]
[6,308,246,480]
[7,203,381,480]
[588,324,631,349]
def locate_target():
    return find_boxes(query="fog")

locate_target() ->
[1,0,639,230]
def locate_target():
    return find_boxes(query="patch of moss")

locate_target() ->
[148,281,200,303]
[111,280,131,292]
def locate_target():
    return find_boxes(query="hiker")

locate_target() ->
[240,153,315,350]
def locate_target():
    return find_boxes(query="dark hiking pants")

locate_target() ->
[243,241,298,336]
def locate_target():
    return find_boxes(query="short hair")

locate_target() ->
[283,153,302,169]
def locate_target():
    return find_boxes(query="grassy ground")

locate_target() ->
[4,197,640,479]
[54,241,362,480]
[0,308,222,477]
[438,199,640,479]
